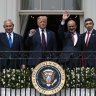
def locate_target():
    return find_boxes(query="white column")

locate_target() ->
[0,0,7,32]
[0,0,19,34]
[83,0,96,31]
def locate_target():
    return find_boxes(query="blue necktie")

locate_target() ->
[8,33,12,58]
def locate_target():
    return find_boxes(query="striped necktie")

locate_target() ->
[86,32,90,47]
[42,30,46,51]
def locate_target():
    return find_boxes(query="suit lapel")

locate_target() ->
[75,33,79,46]
[11,33,16,48]
[46,29,50,47]
[36,28,42,44]
[83,33,86,46]
[36,28,50,48]
[3,33,10,48]
[88,30,96,46]
[68,32,74,45]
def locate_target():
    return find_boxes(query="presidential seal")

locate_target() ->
[32,61,65,95]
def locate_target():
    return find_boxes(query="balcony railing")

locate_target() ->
[0,51,96,96]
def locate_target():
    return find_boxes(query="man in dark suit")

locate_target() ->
[81,18,96,69]
[58,11,81,68]
[25,16,56,68]
[0,19,25,70]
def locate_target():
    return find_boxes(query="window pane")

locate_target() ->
[21,0,30,10]
[31,0,40,10]
[64,0,81,10]
[20,0,81,10]
[42,0,61,10]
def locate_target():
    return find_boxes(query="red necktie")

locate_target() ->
[42,30,46,51]
[82,56,84,67]
[86,32,90,47]
[72,33,74,44]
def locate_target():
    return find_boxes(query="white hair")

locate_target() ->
[4,19,14,25]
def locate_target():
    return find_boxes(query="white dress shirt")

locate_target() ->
[85,29,93,43]
[39,28,47,43]
[6,32,13,43]
[61,21,78,46]
[72,32,78,46]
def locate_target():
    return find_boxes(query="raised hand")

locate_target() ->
[62,11,70,21]
[29,29,36,36]
[21,64,25,70]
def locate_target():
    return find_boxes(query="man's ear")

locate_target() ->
[12,24,14,27]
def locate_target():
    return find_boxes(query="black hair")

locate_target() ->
[84,18,93,23]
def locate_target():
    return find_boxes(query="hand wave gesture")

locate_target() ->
[62,11,70,21]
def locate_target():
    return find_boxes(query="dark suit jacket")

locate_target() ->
[81,29,96,68]
[58,25,81,68]
[25,28,56,67]
[0,32,24,69]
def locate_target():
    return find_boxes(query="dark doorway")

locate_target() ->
[23,15,80,50]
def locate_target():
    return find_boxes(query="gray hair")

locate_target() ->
[4,19,14,25]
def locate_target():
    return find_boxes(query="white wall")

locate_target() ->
[83,0,96,31]
[0,0,96,34]
[0,0,18,33]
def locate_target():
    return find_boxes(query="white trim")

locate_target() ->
[1,88,95,96]
[40,0,42,10]
[16,0,21,34]
[18,10,84,15]
[80,15,84,34]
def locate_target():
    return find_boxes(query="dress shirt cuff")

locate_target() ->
[29,33,33,37]
[61,21,65,25]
